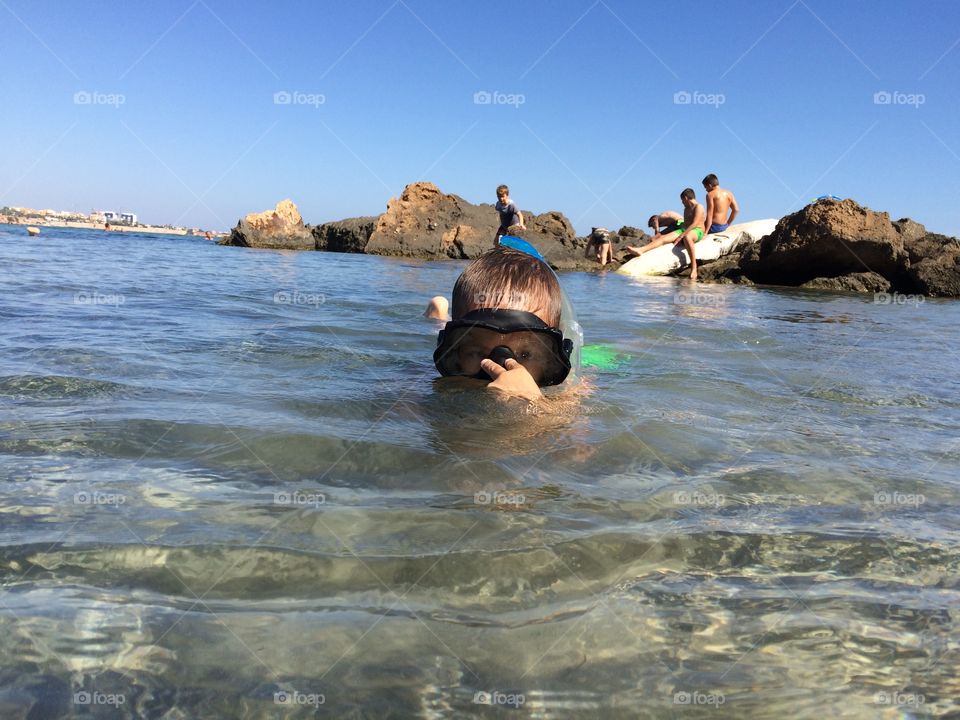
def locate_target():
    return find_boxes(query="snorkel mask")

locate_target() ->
[433,236,583,388]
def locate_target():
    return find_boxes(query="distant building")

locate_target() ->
[97,210,137,224]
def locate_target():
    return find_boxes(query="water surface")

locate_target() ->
[1,225,958,718]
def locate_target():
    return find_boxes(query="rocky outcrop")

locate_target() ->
[902,232,960,296]
[740,199,907,285]
[364,182,495,259]
[706,199,960,297]
[220,199,313,250]
[217,191,959,297]
[312,216,377,253]
[363,182,599,269]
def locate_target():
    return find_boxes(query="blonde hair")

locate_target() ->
[451,248,561,326]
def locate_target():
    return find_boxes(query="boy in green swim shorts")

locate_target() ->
[624,188,706,279]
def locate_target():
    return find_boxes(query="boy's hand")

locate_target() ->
[481,358,542,401]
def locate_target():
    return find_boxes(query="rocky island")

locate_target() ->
[220,182,960,297]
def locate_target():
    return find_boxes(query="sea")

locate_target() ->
[1,224,958,719]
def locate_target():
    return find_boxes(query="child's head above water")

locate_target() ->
[451,247,561,326]
[434,247,574,389]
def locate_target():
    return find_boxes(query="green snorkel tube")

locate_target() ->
[497,236,630,375]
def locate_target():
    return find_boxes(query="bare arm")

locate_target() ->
[727,193,739,225]
[517,210,525,228]
[704,194,714,229]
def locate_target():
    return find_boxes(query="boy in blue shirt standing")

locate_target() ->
[494,184,525,246]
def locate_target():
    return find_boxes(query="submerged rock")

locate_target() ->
[801,272,891,293]
[220,199,313,250]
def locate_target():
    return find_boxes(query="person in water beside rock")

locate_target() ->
[624,188,706,279]
[431,242,578,402]
[585,227,613,266]
[494,185,525,246]
[702,173,739,234]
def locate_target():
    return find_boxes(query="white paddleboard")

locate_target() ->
[616,219,778,277]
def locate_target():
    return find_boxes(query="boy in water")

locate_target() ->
[702,173,739,234]
[624,189,706,280]
[585,227,613,266]
[494,185,525,246]
[432,244,576,402]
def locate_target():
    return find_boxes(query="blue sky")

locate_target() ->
[1,0,958,234]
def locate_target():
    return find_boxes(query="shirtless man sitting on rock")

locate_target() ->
[624,188,706,280]
[702,173,739,234]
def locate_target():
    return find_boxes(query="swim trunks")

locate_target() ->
[676,227,705,242]
[661,220,683,234]
[708,223,730,233]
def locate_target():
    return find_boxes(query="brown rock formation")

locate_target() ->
[220,199,314,250]
[713,199,960,297]
[742,199,908,285]
[364,182,594,268]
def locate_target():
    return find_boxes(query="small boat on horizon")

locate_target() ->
[27,226,40,236]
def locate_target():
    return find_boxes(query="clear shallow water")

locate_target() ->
[1,224,958,719]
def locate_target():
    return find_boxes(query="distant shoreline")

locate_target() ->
[0,220,203,237]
